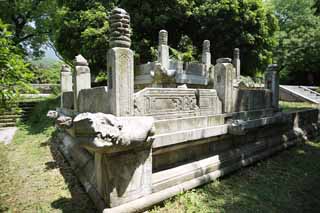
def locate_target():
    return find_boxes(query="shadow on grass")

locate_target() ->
[19,97,97,212]
[163,140,320,213]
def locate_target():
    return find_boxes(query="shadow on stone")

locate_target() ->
[48,136,97,213]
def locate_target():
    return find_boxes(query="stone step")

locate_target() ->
[0,118,16,123]
[0,122,16,128]
[0,114,26,119]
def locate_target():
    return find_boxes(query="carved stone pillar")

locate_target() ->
[202,40,211,75]
[158,30,169,70]
[107,8,134,116]
[214,58,235,113]
[73,55,91,111]
[233,48,241,81]
[264,64,279,109]
[60,64,72,108]
[70,112,155,208]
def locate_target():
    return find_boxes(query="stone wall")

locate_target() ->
[55,108,320,213]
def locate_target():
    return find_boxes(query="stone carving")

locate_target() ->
[109,8,131,48]
[61,64,71,72]
[75,54,88,66]
[159,30,168,45]
[134,88,199,117]
[72,113,155,151]
[202,40,210,53]
[47,110,73,128]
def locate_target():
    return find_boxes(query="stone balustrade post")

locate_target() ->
[214,58,235,113]
[202,40,211,75]
[60,64,72,108]
[101,8,153,208]
[73,55,91,111]
[264,64,279,109]
[107,8,134,116]
[233,48,241,81]
[158,30,169,70]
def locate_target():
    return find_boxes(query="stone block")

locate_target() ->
[61,91,74,109]
[107,47,134,116]
[78,87,110,113]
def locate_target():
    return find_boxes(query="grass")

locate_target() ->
[0,99,320,212]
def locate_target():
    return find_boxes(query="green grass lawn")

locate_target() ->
[0,99,320,212]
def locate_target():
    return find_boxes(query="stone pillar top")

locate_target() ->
[233,48,240,59]
[75,54,88,66]
[202,40,210,53]
[109,7,131,48]
[267,64,278,72]
[159,30,168,45]
[216,58,232,64]
[61,64,71,72]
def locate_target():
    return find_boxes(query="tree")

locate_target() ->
[270,0,320,84]
[52,0,277,76]
[121,0,278,76]
[0,20,34,109]
[0,0,56,58]
[313,0,320,15]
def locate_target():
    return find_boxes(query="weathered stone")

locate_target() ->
[62,91,74,109]
[78,87,110,113]
[264,64,279,109]
[109,8,131,48]
[60,64,73,108]
[73,54,91,111]
[216,58,232,64]
[107,47,134,116]
[72,113,155,152]
[214,59,235,113]
[158,30,170,71]
[233,48,240,81]
[202,40,211,73]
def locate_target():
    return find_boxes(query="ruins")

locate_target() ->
[48,8,320,213]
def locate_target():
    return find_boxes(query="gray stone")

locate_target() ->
[109,8,131,48]
[233,48,240,81]
[264,64,279,109]
[107,47,134,116]
[216,58,232,64]
[158,30,170,73]
[134,88,199,118]
[201,40,211,73]
[214,60,235,113]
[78,87,110,113]
[73,54,91,111]
[72,113,155,152]
[60,64,73,108]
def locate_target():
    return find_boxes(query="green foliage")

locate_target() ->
[270,0,320,85]
[0,20,34,109]
[51,1,113,75]
[52,0,277,76]
[30,61,62,84]
[122,0,277,76]
[0,0,56,58]
[313,0,320,15]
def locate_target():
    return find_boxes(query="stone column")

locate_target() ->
[73,55,91,111]
[107,8,134,116]
[60,64,72,108]
[264,64,279,109]
[158,30,169,70]
[214,58,235,113]
[233,48,241,81]
[202,40,211,75]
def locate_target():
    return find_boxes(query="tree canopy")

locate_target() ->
[51,0,278,76]
[0,20,34,108]
[270,0,320,84]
